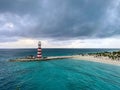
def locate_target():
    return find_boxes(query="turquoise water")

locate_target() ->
[0,49,120,90]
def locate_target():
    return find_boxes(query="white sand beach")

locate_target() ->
[72,55,120,66]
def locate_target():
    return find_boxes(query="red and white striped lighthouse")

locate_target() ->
[37,41,42,59]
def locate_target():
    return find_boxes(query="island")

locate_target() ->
[9,50,120,66]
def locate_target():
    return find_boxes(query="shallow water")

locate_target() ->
[0,49,120,90]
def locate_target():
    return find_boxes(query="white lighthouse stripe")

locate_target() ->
[37,55,42,57]
[38,49,41,51]
[37,52,41,54]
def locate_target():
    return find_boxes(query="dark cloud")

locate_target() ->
[0,0,120,42]
[0,0,42,15]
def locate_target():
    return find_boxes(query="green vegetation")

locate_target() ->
[88,50,120,60]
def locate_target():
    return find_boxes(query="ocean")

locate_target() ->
[0,48,120,90]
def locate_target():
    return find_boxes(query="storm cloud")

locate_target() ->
[0,0,120,42]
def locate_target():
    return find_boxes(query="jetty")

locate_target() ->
[9,56,74,62]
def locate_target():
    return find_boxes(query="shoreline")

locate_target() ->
[9,55,120,66]
[9,49,120,66]
[72,55,120,66]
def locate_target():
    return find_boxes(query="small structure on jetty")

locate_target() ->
[9,41,73,62]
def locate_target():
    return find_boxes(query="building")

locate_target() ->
[37,41,42,59]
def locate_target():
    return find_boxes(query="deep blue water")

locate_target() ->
[0,49,120,90]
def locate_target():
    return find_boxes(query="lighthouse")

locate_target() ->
[37,41,42,59]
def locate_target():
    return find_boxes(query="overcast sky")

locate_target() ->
[0,0,120,48]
